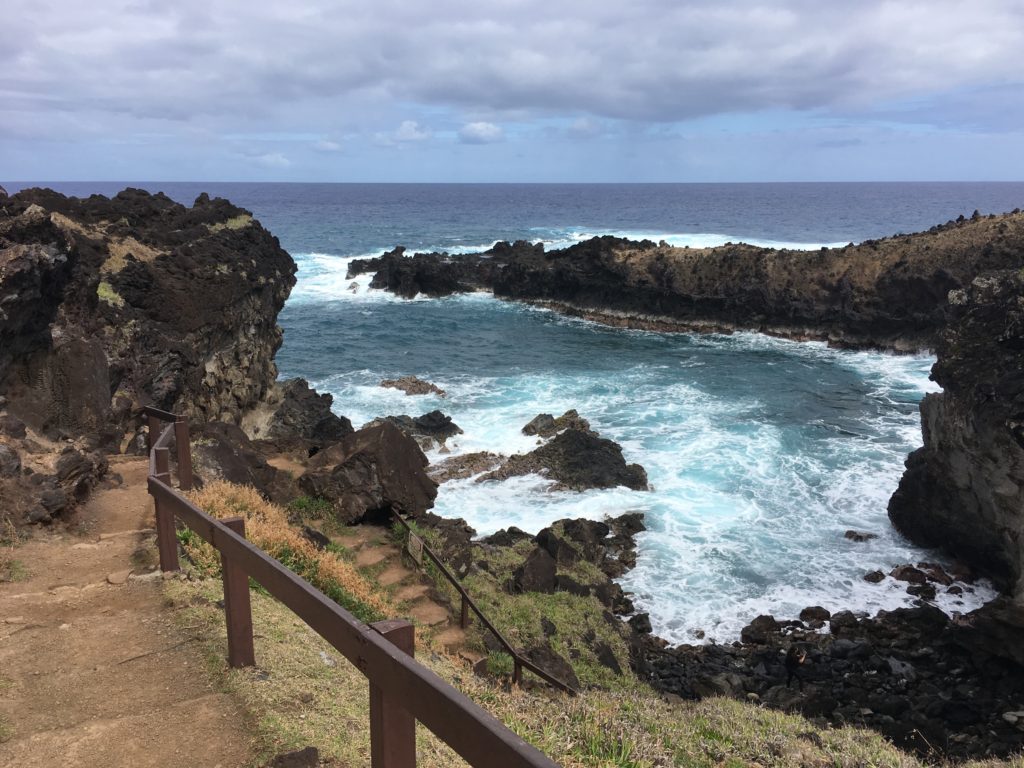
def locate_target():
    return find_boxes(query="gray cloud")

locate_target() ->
[3,0,1022,135]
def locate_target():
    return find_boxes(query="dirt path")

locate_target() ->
[0,456,254,768]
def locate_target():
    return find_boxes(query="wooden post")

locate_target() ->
[174,416,193,491]
[369,619,416,768]
[147,414,159,451]
[513,659,522,687]
[153,447,180,572]
[221,517,256,668]
[460,595,469,629]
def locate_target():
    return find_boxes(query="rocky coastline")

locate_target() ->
[349,210,1024,352]
[4,187,1024,760]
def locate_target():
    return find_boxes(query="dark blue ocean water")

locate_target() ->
[10,181,1023,639]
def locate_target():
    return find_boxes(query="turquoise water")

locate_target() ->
[16,181,1022,640]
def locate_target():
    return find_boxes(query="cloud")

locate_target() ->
[313,139,342,152]
[4,0,1022,131]
[394,120,430,141]
[458,121,504,144]
[253,152,291,168]
[374,120,431,146]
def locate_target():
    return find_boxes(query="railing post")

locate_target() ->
[221,517,256,668]
[174,416,193,491]
[147,414,159,451]
[460,595,469,629]
[513,659,522,687]
[153,447,180,572]
[369,620,416,768]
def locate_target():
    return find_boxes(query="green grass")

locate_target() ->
[287,495,333,521]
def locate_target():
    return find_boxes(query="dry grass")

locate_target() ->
[184,481,394,622]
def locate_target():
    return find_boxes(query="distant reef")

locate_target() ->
[350,209,1024,352]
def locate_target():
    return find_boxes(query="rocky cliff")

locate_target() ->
[350,210,1024,351]
[889,270,1024,593]
[0,187,301,447]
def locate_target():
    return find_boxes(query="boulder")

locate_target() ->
[522,409,592,438]
[522,641,580,690]
[481,428,648,491]
[740,614,780,644]
[365,410,462,450]
[508,547,557,594]
[844,530,878,542]
[0,444,20,478]
[298,421,437,525]
[191,421,297,505]
[800,606,831,623]
[380,376,445,397]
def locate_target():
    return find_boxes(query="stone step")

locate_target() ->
[354,546,397,568]
[394,583,430,603]
[407,600,450,627]
[377,563,412,587]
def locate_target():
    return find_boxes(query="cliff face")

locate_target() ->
[889,270,1024,593]
[350,211,1024,351]
[0,188,296,446]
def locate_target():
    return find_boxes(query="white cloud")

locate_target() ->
[394,120,430,142]
[459,121,504,144]
[253,152,291,168]
[313,139,342,152]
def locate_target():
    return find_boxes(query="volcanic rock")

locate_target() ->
[298,421,437,524]
[365,410,462,450]
[191,422,297,505]
[889,271,1024,594]
[242,378,352,448]
[380,375,446,397]
[481,428,648,491]
[522,409,593,438]
[428,451,503,483]
[0,188,296,444]
[509,547,557,594]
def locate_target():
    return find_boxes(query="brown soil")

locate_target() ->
[0,457,254,767]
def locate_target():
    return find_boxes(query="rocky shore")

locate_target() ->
[5,187,1024,760]
[349,210,1024,352]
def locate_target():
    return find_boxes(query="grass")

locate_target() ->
[183,481,395,624]
[164,575,1024,768]
[165,485,1024,768]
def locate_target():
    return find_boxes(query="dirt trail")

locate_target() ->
[0,456,253,768]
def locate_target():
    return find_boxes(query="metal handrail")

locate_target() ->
[392,513,577,695]
[144,410,564,768]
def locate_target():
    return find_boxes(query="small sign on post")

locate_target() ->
[406,531,424,566]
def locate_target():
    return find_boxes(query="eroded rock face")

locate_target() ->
[298,422,437,524]
[888,271,1024,593]
[242,378,353,450]
[0,188,296,446]
[191,422,298,505]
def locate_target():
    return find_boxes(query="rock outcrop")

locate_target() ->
[889,270,1024,593]
[481,428,648,491]
[363,410,462,450]
[0,188,297,447]
[298,422,438,524]
[351,211,1024,351]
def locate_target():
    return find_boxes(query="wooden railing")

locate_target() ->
[144,408,562,768]
[392,513,577,695]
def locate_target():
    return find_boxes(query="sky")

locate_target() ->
[2,0,1023,182]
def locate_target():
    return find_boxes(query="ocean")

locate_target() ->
[11,181,1024,642]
